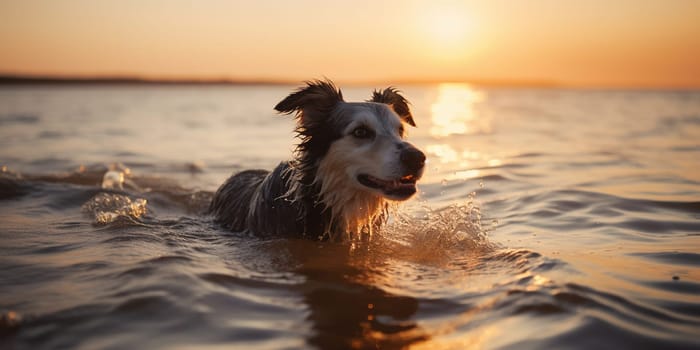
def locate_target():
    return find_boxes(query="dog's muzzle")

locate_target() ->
[356,143,426,201]
[400,146,426,175]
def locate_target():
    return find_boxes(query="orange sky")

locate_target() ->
[1,0,699,87]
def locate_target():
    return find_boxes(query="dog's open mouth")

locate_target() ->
[357,174,418,200]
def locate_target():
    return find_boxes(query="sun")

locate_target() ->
[417,6,477,60]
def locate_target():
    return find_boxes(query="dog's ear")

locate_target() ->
[274,80,344,123]
[369,87,416,127]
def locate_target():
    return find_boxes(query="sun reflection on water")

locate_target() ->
[429,83,487,138]
[425,84,501,181]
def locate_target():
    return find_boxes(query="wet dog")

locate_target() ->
[209,80,425,240]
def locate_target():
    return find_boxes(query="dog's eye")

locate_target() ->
[352,126,373,139]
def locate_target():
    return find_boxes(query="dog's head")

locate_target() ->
[275,80,425,203]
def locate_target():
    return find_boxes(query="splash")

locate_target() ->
[100,163,142,191]
[381,193,496,263]
[81,192,148,225]
[102,170,125,190]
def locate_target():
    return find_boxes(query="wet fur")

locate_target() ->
[209,80,420,240]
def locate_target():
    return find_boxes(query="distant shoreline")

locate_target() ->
[0,74,557,87]
[0,74,697,90]
[0,75,288,86]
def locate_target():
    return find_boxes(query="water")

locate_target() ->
[1,84,699,349]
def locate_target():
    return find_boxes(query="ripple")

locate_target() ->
[198,272,297,290]
[516,315,700,350]
[117,266,156,278]
[142,255,192,264]
[488,189,700,238]
[642,280,700,295]
[509,152,546,159]
[472,279,700,349]
[67,261,111,272]
[112,295,174,314]
[101,232,164,245]
[615,218,700,234]
[37,131,64,139]
[485,249,542,262]
[630,251,700,267]
[0,173,34,200]
[0,113,40,125]
[564,283,699,326]
[30,243,83,254]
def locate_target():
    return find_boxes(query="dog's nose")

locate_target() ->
[400,147,426,172]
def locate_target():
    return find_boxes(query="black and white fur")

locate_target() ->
[209,80,425,240]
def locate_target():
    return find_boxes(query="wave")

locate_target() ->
[487,188,700,235]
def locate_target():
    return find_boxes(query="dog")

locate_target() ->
[209,80,425,240]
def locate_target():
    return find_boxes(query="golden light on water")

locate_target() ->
[424,84,506,182]
[425,144,459,164]
[452,169,481,180]
[427,83,488,177]
[429,84,486,138]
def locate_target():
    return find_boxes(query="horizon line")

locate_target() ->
[0,73,698,90]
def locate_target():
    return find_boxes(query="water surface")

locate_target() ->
[1,84,699,349]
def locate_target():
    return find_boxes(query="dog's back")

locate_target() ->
[209,169,268,232]
[209,162,318,236]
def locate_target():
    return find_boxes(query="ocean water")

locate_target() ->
[1,84,699,349]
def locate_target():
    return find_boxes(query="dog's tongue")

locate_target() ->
[361,174,416,191]
[386,179,399,190]
[386,179,414,191]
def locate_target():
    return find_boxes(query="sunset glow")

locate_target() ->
[0,0,699,87]
[417,5,477,61]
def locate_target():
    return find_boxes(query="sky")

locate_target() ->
[0,0,699,87]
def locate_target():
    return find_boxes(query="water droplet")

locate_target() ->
[102,170,124,190]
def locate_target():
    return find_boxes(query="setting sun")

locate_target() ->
[418,8,476,60]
